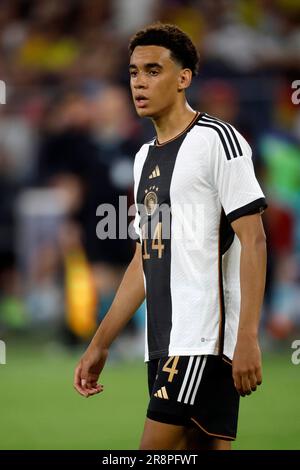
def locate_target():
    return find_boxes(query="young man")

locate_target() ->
[74,24,267,450]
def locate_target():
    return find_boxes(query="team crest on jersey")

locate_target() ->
[144,186,158,215]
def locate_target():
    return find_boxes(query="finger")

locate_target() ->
[83,380,97,391]
[74,365,81,388]
[233,371,243,396]
[256,367,263,386]
[94,384,103,392]
[85,386,104,398]
[84,381,103,396]
[86,383,102,394]
[73,366,88,397]
[81,378,87,389]
[80,378,89,395]
[86,389,101,397]
[241,375,251,396]
[249,372,257,392]
[74,383,87,396]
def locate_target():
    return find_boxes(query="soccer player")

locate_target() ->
[74,23,267,450]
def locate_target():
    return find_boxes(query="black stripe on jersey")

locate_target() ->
[196,122,232,160]
[204,114,243,157]
[218,211,227,356]
[136,134,188,360]
[201,114,239,159]
[218,207,239,355]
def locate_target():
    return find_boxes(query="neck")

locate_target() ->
[152,101,196,144]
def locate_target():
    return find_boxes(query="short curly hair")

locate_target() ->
[128,23,199,77]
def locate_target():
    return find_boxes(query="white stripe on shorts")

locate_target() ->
[190,355,208,405]
[183,356,202,404]
[177,355,208,405]
[177,356,194,403]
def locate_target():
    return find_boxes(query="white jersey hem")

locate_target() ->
[144,344,222,362]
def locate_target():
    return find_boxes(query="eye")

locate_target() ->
[149,70,159,76]
[130,70,137,77]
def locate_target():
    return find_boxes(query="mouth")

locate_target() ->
[135,95,149,108]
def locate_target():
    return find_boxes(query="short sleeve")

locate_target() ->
[213,128,267,223]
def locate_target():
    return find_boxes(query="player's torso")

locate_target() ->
[135,124,224,360]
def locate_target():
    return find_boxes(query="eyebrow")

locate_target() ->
[129,63,163,70]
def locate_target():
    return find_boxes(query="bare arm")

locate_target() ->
[231,213,267,397]
[74,243,145,397]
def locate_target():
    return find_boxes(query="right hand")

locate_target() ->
[73,346,108,398]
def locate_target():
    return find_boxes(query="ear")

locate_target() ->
[177,69,192,91]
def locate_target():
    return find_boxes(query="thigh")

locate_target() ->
[183,426,232,450]
[139,418,231,450]
[139,418,186,450]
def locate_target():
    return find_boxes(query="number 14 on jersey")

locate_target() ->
[142,222,165,260]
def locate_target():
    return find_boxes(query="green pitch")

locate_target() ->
[0,341,299,450]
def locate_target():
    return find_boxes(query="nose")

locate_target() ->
[133,72,147,89]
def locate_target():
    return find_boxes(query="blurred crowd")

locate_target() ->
[0,0,300,352]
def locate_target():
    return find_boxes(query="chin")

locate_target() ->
[136,107,153,118]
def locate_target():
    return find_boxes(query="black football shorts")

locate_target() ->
[147,355,240,440]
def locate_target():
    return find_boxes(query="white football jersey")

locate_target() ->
[133,112,267,362]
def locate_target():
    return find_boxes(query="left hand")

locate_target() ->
[232,334,262,397]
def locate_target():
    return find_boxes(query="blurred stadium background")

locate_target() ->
[0,0,300,450]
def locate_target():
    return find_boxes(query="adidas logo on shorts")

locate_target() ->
[154,386,169,399]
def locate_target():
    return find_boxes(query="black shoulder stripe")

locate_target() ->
[204,114,243,156]
[201,115,238,159]
[196,122,231,160]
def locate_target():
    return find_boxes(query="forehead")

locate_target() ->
[130,45,173,67]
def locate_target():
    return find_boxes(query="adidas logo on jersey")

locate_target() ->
[154,386,169,399]
[149,165,160,179]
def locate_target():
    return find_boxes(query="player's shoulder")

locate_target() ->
[193,112,251,160]
[134,138,155,161]
[133,138,155,177]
